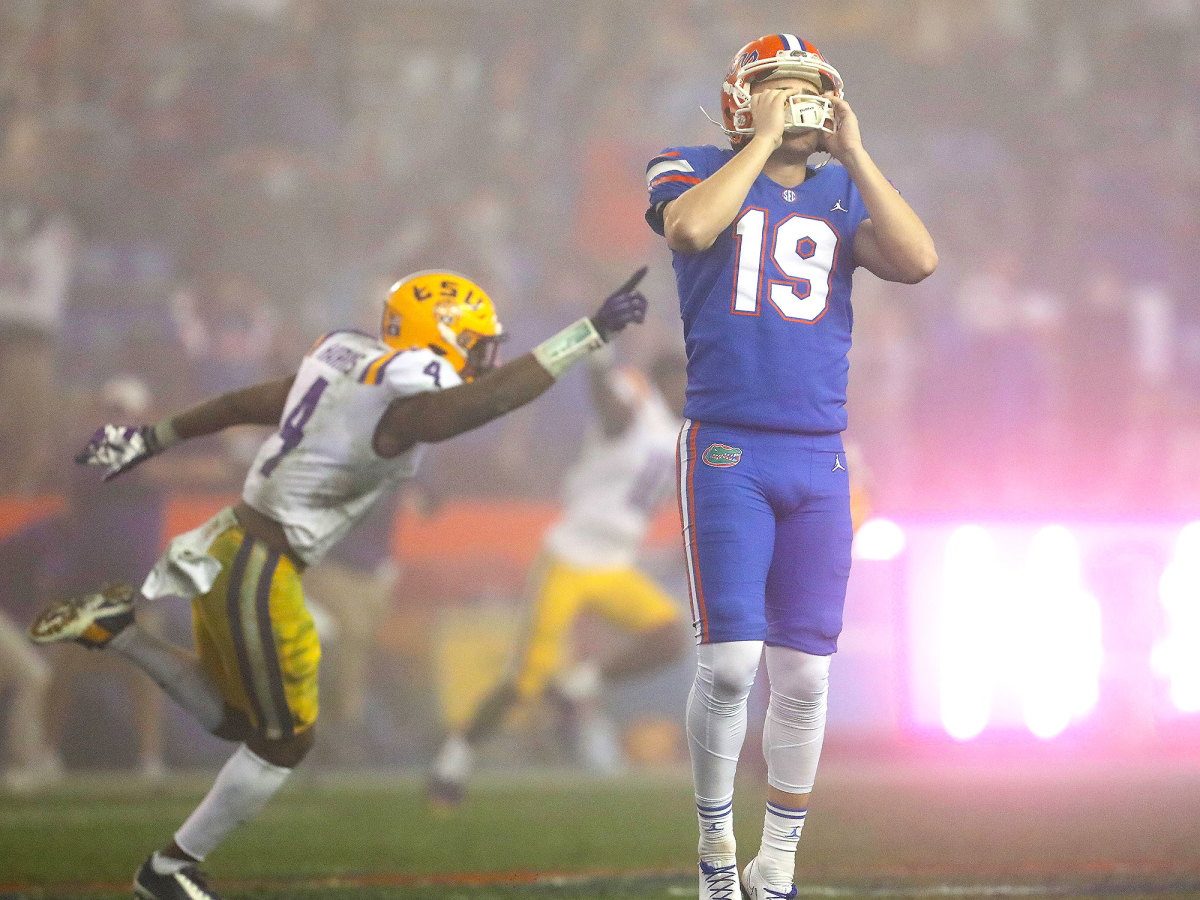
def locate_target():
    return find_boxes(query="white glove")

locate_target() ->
[75,424,163,481]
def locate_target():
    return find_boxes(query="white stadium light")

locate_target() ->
[1154,521,1200,713]
[852,517,906,561]
[935,524,1103,742]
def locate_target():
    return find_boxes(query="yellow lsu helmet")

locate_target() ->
[382,271,505,381]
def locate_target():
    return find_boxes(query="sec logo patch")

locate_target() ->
[702,443,742,467]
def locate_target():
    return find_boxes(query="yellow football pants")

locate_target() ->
[511,554,680,699]
[191,523,320,740]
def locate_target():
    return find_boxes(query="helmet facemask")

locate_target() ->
[726,80,836,137]
[459,330,505,381]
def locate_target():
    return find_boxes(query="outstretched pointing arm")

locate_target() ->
[76,377,296,481]
[373,268,649,457]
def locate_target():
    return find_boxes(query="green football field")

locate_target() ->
[3,754,1200,900]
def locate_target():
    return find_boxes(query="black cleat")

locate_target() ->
[426,774,466,810]
[133,856,222,900]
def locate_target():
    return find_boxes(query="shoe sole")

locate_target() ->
[29,594,132,645]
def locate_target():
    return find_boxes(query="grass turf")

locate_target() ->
[3,755,1200,899]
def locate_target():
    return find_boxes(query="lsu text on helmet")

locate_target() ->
[382,271,504,381]
[721,33,844,146]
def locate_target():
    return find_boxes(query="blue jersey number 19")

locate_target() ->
[732,209,838,322]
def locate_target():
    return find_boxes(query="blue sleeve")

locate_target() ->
[644,145,708,236]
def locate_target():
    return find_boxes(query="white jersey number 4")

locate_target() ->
[732,210,838,322]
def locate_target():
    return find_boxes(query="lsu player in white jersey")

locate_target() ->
[428,349,689,805]
[27,267,650,900]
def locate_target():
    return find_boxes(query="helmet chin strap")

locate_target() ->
[700,104,735,137]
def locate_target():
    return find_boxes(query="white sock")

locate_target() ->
[173,744,291,860]
[150,851,190,875]
[109,620,225,733]
[758,800,807,884]
[686,641,762,858]
[432,734,473,783]
[555,661,602,702]
[695,793,735,859]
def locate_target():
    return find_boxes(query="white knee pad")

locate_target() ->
[763,646,831,794]
[687,641,763,804]
[695,640,763,706]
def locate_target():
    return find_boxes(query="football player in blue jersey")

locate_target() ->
[645,33,936,900]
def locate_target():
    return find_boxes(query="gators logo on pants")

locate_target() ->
[702,443,742,467]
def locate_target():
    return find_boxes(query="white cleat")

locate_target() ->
[740,856,797,900]
[29,583,135,648]
[698,856,739,900]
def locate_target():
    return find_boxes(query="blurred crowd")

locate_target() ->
[2,0,1198,783]
[1,0,1198,511]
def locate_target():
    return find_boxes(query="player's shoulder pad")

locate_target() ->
[646,145,730,235]
[375,346,462,398]
[645,144,726,192]
[307,329,388,378]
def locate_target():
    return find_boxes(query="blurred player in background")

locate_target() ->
[28,268,650,900]
[1,376,170,791]
[428,348,689,805]
[645,33,936,900]
[0,604,58,793]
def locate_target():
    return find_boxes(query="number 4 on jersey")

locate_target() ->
[260,377,329,477]
[733,210,838,322]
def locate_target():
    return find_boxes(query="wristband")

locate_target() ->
[532,318,605,379]
[151,418,182,452]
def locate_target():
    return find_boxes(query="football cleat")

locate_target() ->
[425,774,466,811]
[426,734,472,809]
[382,271,505,381]
[698,857,740,900]
[134,857,222,900]
[740,855,797,900]
[28,583,135,649]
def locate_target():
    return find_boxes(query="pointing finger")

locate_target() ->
[616,266,648,294]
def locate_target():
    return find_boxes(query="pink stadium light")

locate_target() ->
[1018,526,1101,739]
[852,517,906,561]
[938,525,997,741]
[935,524,1102,741]
[1153,521,1200,713]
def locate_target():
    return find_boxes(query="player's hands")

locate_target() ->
[821,95,864,162]
[591,266,649,341]
[749,87,793,148]
[75,424,163,481]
